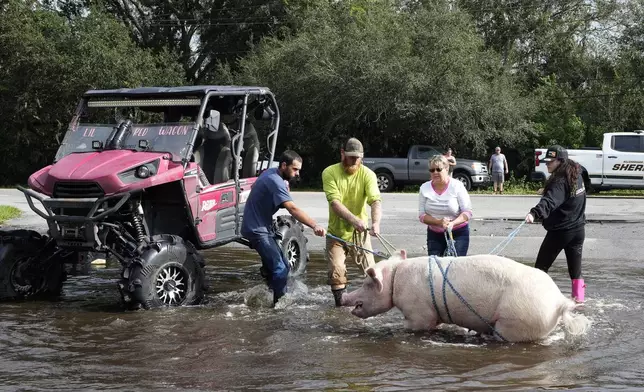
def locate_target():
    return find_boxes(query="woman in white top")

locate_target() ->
[418,154,473,256]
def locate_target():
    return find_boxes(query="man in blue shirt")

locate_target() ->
[241,150,326,305]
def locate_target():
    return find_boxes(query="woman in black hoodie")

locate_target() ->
[525,145,587,303]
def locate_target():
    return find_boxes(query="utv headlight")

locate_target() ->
[136,165,151,178]
[118,159,160,184]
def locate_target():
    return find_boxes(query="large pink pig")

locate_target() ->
[341,251,590,343]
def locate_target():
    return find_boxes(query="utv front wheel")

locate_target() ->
[120,235,206,309]
[0,230,67,300]
[275,215,309,277]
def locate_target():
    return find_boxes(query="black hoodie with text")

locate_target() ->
[530,173,586,231]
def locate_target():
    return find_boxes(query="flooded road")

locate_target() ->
[0,223,642,391]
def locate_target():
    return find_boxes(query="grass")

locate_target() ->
[0,205,21,224]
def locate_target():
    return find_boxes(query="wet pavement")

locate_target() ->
[0,220,642,391]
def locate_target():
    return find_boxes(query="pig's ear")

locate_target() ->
[399,249,407,260]
[366,267,384,293]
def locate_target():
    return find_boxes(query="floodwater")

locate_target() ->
[0,244,641,391]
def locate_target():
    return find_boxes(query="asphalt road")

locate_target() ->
[282,192,644,263]
[2,189,643,263]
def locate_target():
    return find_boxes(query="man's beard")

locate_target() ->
[342,158,360,175]
[281,171,298,182]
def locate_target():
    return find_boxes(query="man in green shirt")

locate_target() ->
[322,137,382,306]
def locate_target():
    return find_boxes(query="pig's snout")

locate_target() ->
[339,289,358,307]
[341,291,367,317]
[350,301,364,316]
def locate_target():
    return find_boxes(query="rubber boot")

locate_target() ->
[572,278,586,303]
[332,288,346,307]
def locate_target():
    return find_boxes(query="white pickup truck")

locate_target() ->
[531,130,644,192]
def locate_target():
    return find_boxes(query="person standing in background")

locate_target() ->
[488,146,509,194]
[444,148,456,178]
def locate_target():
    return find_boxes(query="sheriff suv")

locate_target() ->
[532,130,644,192]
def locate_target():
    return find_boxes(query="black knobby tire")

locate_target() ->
[274,215,309,277]
[0,230,67,300]
[376,171,395,192]
[121,234,206,309]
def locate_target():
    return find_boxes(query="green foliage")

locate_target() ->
[0,206,21,224]
[2,0,644,187]
[0,1,185,185]
[96,0,291,82]
[233,0,532,182]
[532,75,585,148]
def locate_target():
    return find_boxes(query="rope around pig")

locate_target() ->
[325,230,398,275]
[443,221,526,257]
[349,230,372,274]
[436,222,524,341]
[428,256,508,342]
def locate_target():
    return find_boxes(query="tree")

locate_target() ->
[0,1,186,185]
[86,0,292,82]
[230,0,532,181]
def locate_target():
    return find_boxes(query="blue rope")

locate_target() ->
[427,256,508,342]
[438,260,454,323]
[443,228,458,257]
[427,258,441,321]
[425,221,525,342]
[488,221,526,255]
[427,257,453,323]
[441,221,526,258]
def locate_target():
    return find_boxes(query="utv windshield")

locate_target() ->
[55,97,202,162]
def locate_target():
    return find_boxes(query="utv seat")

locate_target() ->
[241,122,260,178]
[200,111,232,185]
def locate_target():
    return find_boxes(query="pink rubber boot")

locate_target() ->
[572,279,586,303]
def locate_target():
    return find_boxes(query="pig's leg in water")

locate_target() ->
[489,317,533,342]
[402,309,439,331]
[398,300,440,331]
[394,269,440,331]
[486,310,554,343]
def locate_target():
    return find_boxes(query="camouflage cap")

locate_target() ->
[542,145,569,162]
[344,138,364,158]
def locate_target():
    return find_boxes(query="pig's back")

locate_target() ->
[393,254,563,333]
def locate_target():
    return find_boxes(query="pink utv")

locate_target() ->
[0,86,309,309]
[341,251,590,343]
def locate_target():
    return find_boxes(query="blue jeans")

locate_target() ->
[427,225,470,257]
[248,234,290,304]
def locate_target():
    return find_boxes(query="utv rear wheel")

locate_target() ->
[275,215,309,277]
[120,235,206,309]
[0,230,67,300]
